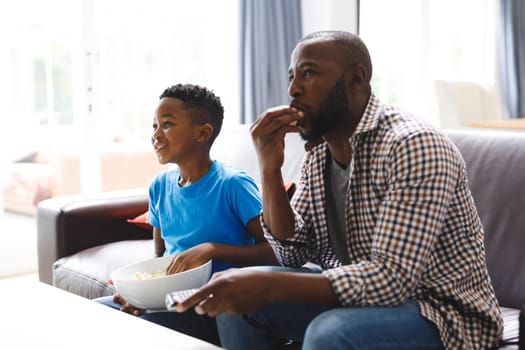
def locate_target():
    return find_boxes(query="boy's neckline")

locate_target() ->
[177,160,214,187]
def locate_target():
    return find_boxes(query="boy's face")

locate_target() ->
[151,97,201,164]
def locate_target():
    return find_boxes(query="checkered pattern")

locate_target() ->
[263,95,503,349]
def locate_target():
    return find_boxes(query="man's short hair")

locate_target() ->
[300,31,373,82]
[160,84,224,144]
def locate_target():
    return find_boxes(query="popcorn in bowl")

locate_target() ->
[111,255,212,310]
[133,270,166,280]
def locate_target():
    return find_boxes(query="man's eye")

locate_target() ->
[152,124,158,130]
[304,70,314,78]
[288,75,294,82]
[163,121,173,128]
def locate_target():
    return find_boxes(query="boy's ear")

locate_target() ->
[196,123,213,143]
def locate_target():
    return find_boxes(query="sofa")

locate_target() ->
[36,125,524,348]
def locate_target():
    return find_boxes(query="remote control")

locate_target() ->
[165,288,199,310]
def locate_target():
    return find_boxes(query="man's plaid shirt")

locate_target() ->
[263,95,503,349]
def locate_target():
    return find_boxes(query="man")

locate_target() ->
[176,31,503,349]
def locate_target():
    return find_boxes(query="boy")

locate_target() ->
[97,84,277,345]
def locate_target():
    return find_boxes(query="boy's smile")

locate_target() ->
[151,97,201,165]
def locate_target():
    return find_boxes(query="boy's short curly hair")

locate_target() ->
[160,84,224,144]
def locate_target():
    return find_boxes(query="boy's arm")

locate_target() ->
[165,216,278,274]
[219,215,279,266]
[153,228,165,257]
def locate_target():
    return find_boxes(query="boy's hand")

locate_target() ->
[113,293,146,316]
[166,243,214,274]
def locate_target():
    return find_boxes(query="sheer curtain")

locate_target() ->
[240,0,302,123]
[499,0,525,119]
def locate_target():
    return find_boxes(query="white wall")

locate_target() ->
[301,0,359,35]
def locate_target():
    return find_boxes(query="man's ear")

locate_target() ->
[346,64,367,89]
[196,123,213,143]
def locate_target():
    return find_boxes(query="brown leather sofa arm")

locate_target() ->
[36,189,152,284]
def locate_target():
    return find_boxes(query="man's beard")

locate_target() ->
[301,76,349,142]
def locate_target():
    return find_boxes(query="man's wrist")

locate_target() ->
[261,272,285,303]
[261,168,282,179]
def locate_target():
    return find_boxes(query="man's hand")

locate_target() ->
[174,268,339,317]
[250,105,303,239]
[166,244,214,275]
[250,105,303,174]
[113,293,146,316]
[174,268,275,317]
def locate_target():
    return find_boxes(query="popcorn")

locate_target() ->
[134,270,166,280]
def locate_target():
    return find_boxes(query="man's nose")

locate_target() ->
[288,77,301,98]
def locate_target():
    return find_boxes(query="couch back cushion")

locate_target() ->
[446,129,525,309]
[212,124,304,185]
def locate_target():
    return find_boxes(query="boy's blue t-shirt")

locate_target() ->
[147,160,262,273]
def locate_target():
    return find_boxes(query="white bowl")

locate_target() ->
[110,255,212,310]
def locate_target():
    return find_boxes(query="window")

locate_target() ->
[0,0,240,191]
[359,0,499,126]
[91,0,240,141]
[0,1,81,145]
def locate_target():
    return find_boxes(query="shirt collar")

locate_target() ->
[353,93,383,136]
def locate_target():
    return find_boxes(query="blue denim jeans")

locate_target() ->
[217,300,444,350]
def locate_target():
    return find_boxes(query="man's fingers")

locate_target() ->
[194,294,220,316]
[193,292,246,317]
[175,287,214,313]
[266,104,292,113]
[260,105,294,121]
[271,110,303,128]
[209,270,225,281]
[257,106,300,127]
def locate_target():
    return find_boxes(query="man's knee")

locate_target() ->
[303,310,358,350]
